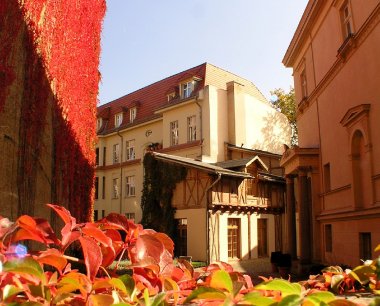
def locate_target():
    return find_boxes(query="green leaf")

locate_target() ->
[242,292,277,305]
[306,291,335,305]
[3,257,46,284]
[119,274,136,298]
[350,264,375,284]
[93,278,127,295]
[328,299,360,305]
[210,270,233,293]
[184,287,226,303]
[3,284,24,301]
[151,292,166,306]
[255,279,301,297]
[278,294,302,306]
[330,275,344,293]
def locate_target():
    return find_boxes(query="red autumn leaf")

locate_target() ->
[79,236,102,280]
[129,234,164,264]
[34,218,60,245]
[103,213,130,231]
[36,249,67,274]
[61,225,81,250]
[47,204,76,230]
[151,232,174,256]
[81,223,112,247]
[100,244,116,268]
[12,228,47,244]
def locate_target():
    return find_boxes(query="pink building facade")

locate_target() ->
[281,0,380,269]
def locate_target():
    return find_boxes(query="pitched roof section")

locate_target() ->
[97,63,207,135]
[215,156,268,171]
[152,152,252,179]
[97,63,269,135]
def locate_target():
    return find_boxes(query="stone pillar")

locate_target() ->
[286,175,297,259]
[298,168,312,264]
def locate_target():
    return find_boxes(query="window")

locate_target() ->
[300,68,307,99]
[125,213,135,221]
[102,176,105,199]
[115,113,123,128]
[113,144,120,164]
[228,218,240,258]
[130,107,137,123]
[103,147,106,166]
[340,1,353,39]
[170,120,179,146]
[95,148,99,166]
[126,139,135,161]
[176,219,187,257]
[94,210,98,221]
[125,175,136,197]
[112,178,119,199]
[257,219,268,257]
[182,81,194,98]
[359,232,371,260]
[96,118,102,131]
[324,163,331,192]
[325,224,332,252]
[94,177,99,200]
[101,210,105,218]
[187,115,196,142]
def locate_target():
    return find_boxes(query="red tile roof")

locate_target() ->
[97,63,207,135]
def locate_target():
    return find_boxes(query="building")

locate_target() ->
[281,0,380,269]
[95,63,291,262]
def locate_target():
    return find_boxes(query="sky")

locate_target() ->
[98,1,309,105]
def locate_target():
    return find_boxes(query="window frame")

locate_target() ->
[112,178,119,199]
[130,107,137,123]
[115,113,123,128]
[187,115,196,142]
[125,175,136,197]
[170,120,179,146]
[113,143,120,164]
[228,218,241,259]
[94,177,99,200]
[300,68,307,99]
[340,0,354,39]
[96,118,103,131]
[182,81,194,99]
[125,212,135,222]
[126,139,136,161]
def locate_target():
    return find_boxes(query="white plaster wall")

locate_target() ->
[175,208,207,261]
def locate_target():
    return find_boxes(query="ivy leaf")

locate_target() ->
[305,291,335,305]
[119,274,136,298]
[2,284,24,301]
[93,278,128,295]
[330,275,344,293]
[82,223,112,247]
[3,257,46,284]
[47,204,76,230]
[242,292,277,305]
[350,264,376,285]
[278,294,302,306]
[210,270,233,294]
[184,287,226,303]
[150,292,166,306]
[89,294,114,306]
[79,236,102,280]
[255,279,301,297]
[37,248,67,274]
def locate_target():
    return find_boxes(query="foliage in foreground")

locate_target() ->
[0,204,379,305]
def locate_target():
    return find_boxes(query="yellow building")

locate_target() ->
[281,1,380,270]
[95,63,291,263]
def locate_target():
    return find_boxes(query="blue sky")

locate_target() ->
[98,1,308,105]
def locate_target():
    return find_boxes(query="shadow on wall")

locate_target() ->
[251,111,291,154]
[0,1,105,225]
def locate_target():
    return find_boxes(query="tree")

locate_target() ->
[270,87,298,146]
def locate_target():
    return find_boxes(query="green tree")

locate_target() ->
[270,87,298,146]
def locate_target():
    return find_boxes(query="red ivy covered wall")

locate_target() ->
[0,1,106,222]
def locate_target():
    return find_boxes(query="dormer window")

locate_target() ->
[182,81,194,99]
[96,118,103,131]
[115,113,123,128]
[167,92,176,102]
[130,107,137,123]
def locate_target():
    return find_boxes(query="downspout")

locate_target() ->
[205,172,222,264]
[117,129,123,214]
[195,93,203,158]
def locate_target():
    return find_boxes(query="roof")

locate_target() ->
[97,63,269,135]
[152,152,252,179]
[215,156,268,172]
[258,171,285,183]
[97,63,207,135]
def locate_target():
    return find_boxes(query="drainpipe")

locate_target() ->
[117,129,123,214]
[195,93,203,159]
[205,172,222,264]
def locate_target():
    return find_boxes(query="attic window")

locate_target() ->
[130,107,137,123]
[167,92,176,102]
[115,113,123,128]
[96,118,103,131]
